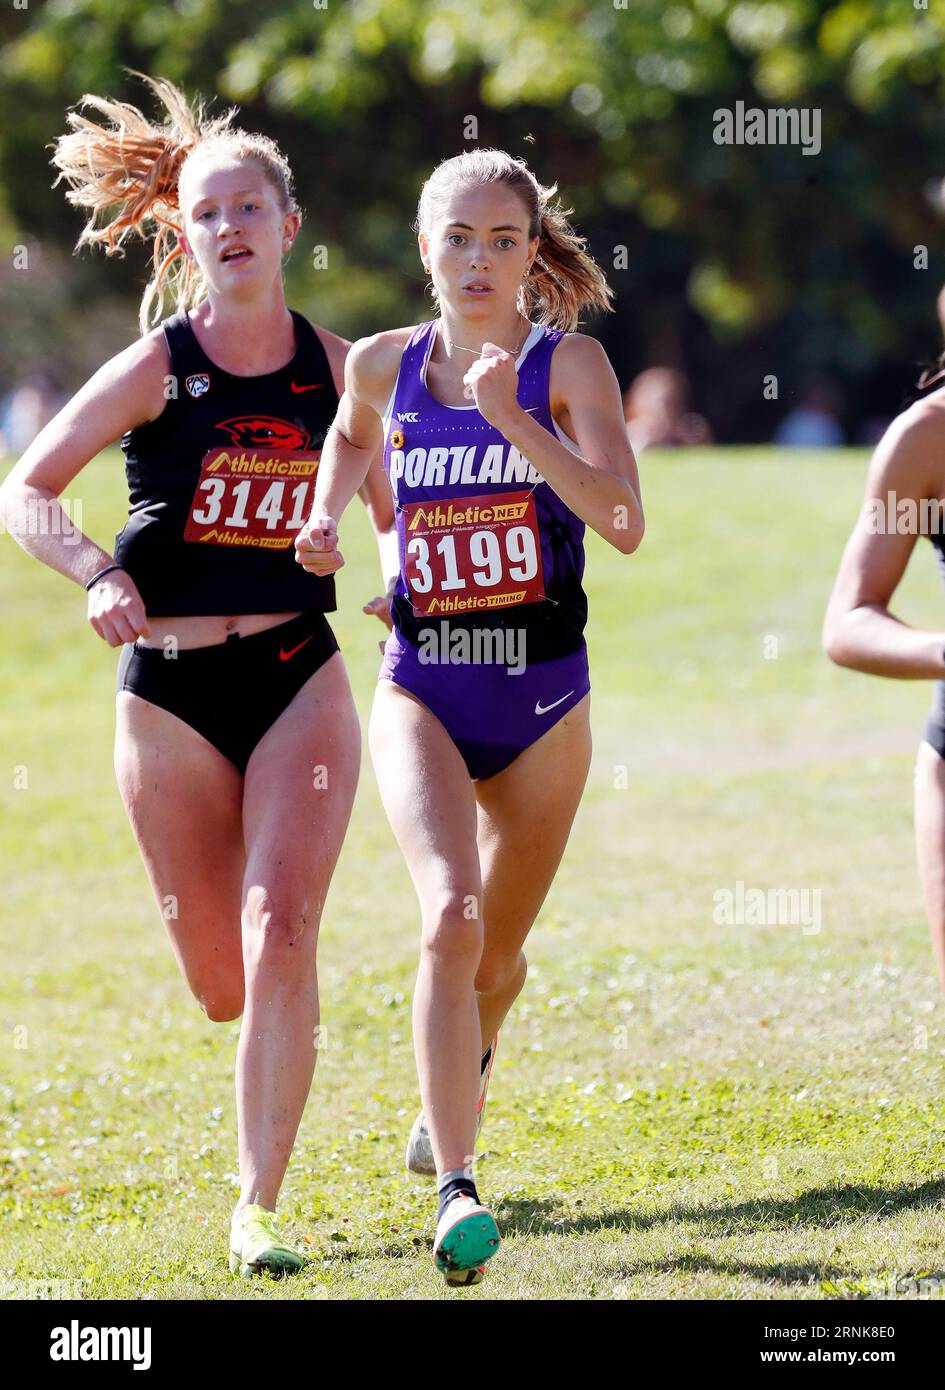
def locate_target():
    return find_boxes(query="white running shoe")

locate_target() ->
[405,1035,498,1177]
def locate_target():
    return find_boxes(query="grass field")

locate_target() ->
[3,445,945,1301]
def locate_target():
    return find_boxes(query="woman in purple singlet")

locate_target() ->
[297,150,643,1285]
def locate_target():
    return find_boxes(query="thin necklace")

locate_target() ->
[438,317,532,359]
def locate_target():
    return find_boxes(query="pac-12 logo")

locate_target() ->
[185,373,211,398]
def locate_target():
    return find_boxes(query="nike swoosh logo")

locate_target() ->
[535,691,574,716]
[290,381,325,394]
[280,634,315,661]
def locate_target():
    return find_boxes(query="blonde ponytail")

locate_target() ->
[50,72,299,334]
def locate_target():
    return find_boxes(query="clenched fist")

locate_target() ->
[295,516,345,576]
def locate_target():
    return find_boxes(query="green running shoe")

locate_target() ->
[433,1193,500,1285]
[229,1204,305,1278]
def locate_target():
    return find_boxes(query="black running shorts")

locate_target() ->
[116,610,339,773]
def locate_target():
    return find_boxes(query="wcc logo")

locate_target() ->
[214,415,311,449]
[185,373,210,397]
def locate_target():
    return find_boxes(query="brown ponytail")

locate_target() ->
[416,148,613,332]
[50,71,299,335]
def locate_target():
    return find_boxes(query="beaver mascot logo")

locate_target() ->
[214,416,311,450]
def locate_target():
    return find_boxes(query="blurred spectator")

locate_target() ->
[0,369,66,457]
[773,381,845,447]
[622,367,712,454]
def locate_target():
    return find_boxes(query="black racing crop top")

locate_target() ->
[114,307,339,617]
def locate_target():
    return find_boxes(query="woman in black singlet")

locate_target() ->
[824,369,945,1000]
[0,75,395,1277]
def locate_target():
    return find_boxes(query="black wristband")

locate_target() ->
[85,564,123,592]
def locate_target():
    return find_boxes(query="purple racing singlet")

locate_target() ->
[378,318,591,780]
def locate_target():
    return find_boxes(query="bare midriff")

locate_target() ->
[135,611,304,650]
